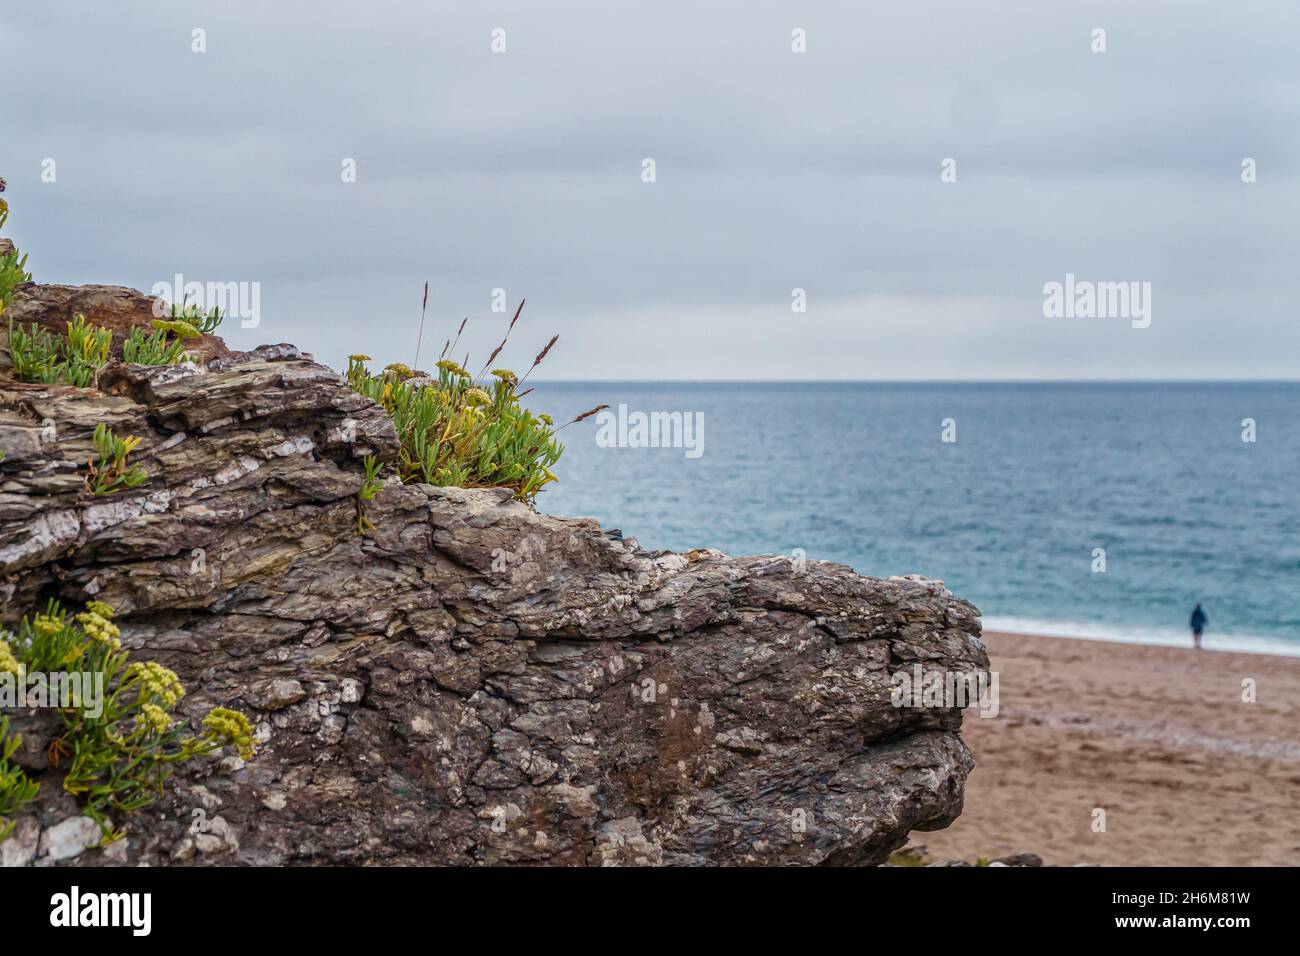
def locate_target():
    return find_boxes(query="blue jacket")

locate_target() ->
[1190,608,1207,630]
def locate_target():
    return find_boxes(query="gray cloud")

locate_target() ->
[3,0,1298,378]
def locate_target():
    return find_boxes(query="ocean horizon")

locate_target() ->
[530,380,1300,657]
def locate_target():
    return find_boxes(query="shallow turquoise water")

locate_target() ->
[531,382,1300,655]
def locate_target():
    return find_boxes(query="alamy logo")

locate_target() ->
[1042,273,1151,328]
[890,665,1000,718]
[594,403,704,459]
[150,273,261,328]
[49,886,151,936]
[0,633,103,718]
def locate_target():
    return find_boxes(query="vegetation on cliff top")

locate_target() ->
[346,300,604,501]
[2,187,221,384]
[8,313,211,387]
[348,353,564,499]
[0,190,599,501]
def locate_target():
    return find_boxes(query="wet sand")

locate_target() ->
[912,631,1300,866]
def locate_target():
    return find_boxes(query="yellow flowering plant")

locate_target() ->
[0,639,20,676]
[0,716,40,841]
[1,600,257,842]
[349,352,564,499]
[344,299,593,501]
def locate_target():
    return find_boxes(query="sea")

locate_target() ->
[529,382,1300,657]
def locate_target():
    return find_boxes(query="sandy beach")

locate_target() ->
[911,631,1300,867]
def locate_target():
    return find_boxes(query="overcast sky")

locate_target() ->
[4,1,1298,379]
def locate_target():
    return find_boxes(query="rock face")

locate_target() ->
[0,279,988,866]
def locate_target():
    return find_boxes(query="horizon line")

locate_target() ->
[515,377,1300,385]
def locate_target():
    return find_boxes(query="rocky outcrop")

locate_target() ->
[0,279,988,866]
[1,282,236,366]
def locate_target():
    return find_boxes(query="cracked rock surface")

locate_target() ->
[0,280,988,866]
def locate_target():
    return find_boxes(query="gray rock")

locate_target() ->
[37,816,101,862]
[246,679,307,711]
[0,278,989,866]
[5,711,62,770]
[1,818,40,867]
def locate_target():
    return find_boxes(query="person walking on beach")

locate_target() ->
[1189,603,1207,650]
